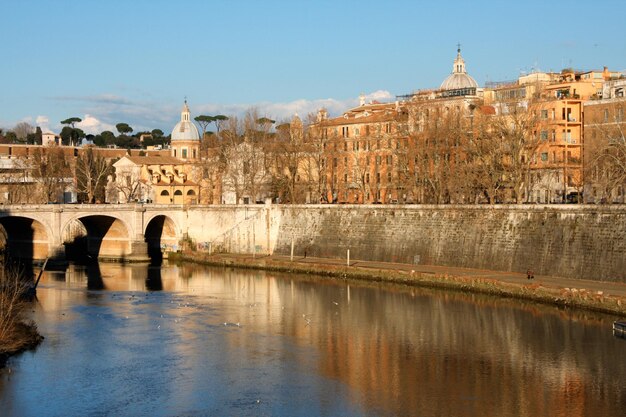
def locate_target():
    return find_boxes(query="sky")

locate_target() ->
[1,0,624,136]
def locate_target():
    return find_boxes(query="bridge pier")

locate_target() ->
[125,239,151,263]
[47,244,69,269]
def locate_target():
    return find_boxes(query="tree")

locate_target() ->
[2,157,37,204]
[29,146,71,203]
[4,131,17,144]
[74,148,112,203]
[13,122,34,141]
[194,115,214,140]
[60,117,82,146]
[60,126,85,146]
[585,98,626,203]
[212,115,228,136]
[115,123,133,136]
[151,129,164,138]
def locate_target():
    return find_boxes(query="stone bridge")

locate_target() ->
[1,203,625,283]
[0,204,189,264]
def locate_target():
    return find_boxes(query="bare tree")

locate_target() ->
[74,148,112,203]
[29,147,71,203]
[108,163,145,203]
[1,157,37,204]
[585,98,626,203]
[13,122,34,142]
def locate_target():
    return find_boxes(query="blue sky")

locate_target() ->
[1,0,624,135]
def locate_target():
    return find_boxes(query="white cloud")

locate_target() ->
[37,90,396,135]
[193,90,395,123]
[36,115,51,133]
[76,114,116,135]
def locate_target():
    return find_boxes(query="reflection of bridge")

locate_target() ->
[0,204,188,264]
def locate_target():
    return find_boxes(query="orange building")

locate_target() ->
[486,67,622,203]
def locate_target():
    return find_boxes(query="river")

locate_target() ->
[0,262,624,416]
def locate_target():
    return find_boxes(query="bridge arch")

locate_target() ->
[0,216,52,261]
[62,214,133,261]
[144,214,180,264]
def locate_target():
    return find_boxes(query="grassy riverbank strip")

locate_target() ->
[170,252,626,317]
[0,269,44,369]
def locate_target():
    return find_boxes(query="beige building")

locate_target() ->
[108,155,199,204]
[107,101,203,204]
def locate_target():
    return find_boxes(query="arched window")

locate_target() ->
[160,190,169,196]
[174,190,183,196]
[187,190,196,196]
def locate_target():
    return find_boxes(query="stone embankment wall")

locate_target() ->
[185,205,626,283]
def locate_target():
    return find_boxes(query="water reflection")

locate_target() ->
[0,263,624,417]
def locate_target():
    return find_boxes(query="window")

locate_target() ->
[385,123,391,133]
[366,173,370,183]
[541,110,548,119]
[187,190,196,195]
[376,156,381,165]
[376,172,381,183]
[617,108,624,122]
[387,155,393,165]
[604,109,609,122]
[182,149,188,159]
[342,126,349,138]
[174,190,183,196]
[540,130,548,141]
[551,130,556,142]
[160,190,169,196]
[344,173,348,182]
[541,152,548,162]
[387,172,392,183]
[333,158,337,168]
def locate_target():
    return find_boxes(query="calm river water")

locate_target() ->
[0,262,624,416]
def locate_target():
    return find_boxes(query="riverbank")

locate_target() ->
[0,322,43,369]
[0,265,44,369]
[170,251,626,317]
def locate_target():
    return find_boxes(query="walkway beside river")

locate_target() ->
[171,252,626,316]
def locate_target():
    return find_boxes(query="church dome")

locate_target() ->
[171,101,200,141]
[440,47,478,90]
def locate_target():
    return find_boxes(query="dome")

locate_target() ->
[440,47,478,90]
[171,101,200,141]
